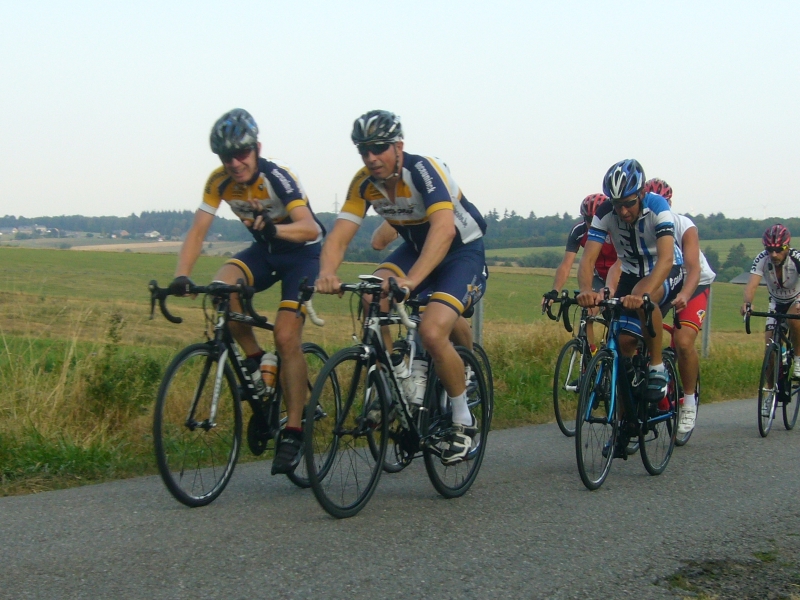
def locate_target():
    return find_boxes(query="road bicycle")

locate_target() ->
[302,276,493,518]
[575,294,679,490]
[661,310,699,447]
[545,290,608,437]
[744,305,800,437]
[148,279,339,507]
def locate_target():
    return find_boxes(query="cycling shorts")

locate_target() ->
[377,238,487,316]
[616,265,684,338]
[226,241,320,313]
[766,298,800,332]
[676,285,710,332]
[592,272,605,293]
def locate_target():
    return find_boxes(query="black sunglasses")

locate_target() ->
[357,143,392,157]
[611,197,638,209]
[766,245,788,253]
[220,148,254,164]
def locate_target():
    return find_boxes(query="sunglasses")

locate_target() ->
[611,197,638,209]
[766,245,788,253]
[357,143,392,157]
[220,148,254,164]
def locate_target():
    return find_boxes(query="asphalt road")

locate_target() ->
[2,398,799,599]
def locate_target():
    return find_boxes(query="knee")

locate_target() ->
[273,323,302,356]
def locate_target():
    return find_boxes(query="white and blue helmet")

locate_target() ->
[603,159,645,200]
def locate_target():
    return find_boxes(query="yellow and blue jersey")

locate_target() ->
[338,152,486,253]
[200,157,324,254]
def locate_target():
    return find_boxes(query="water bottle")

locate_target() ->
[391,353,415,402]
[245,357,267,396]
[411,357,429,405]
[260,352,279,396]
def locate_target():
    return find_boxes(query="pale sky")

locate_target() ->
[1,1,798,221]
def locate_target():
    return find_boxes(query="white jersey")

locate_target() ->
[588,192,678,278]
[750,248,800,303]
[672,213,716,286]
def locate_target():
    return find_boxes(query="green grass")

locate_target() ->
[0,247,771,495]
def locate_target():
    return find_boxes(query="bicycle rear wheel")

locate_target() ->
[758,344,779,437]
[286,342,337,488]
[575,349,616,490]
[553,338,585,437]
[423,346,492,498]
[640,355,679,476]
[153,343,242,507]
[304,347,388,518]
[472,342,494,405]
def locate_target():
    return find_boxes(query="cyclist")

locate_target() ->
[643,178,715,435]
[741,225,800,394]
[576,160,683,454]
[316,110,488,465]
[543,193,617,350]
[169,108,325,475]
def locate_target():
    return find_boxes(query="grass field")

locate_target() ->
[0,246,770,495]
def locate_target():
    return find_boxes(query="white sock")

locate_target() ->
[449,391,472,425]
[649,362,665,373]
[683,393,696,409]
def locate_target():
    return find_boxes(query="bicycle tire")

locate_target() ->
[286,342,337,488]
[553,338,585,437]
[153,342,242,507]
[304,347,388,518]
[472,342,495,405]
[575,348,616,490]
[640,354,679,476]
[784,380,800,430]
[758,344,779,438]
[423,346,492,498]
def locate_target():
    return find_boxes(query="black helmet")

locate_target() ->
[351,110,403,145]
[210,109,259,155]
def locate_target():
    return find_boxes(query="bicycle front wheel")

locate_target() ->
[640,354,679,476]
[784,377,800,430]
[758,344,779,437]
[423,346,492,499]
[575,349,616,490]
[553,338,585,437]
[304,347,387,519]
[286,342,337,489]
[153,343,242,507]
[472,342,494,405]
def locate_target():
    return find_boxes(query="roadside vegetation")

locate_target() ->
[0,247,771,496]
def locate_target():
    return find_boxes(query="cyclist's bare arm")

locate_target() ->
[371,220,398,251]
[577,239,603,307]
[271,205,321,243]
[673,227,701,312]
[741,273,763,314]
[606,259,621,297]
[317,218,360,293]
[391,209,455,293]
[175,209,215,277]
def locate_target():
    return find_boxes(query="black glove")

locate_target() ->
[168,276,194,296]
[249,210,277,244]
[541,289,558,311]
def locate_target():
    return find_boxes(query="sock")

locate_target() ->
[683,393,696,408]
[247,350,266,361]
[649,362,665,373]
[449,391,472,425]
[283,426,302,440]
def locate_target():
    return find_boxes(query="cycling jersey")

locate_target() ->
[200,157,324,254]
[565,221,617,281]
[588,193,677,278]
[672,213,716,286]
[750,248,800,302]
[338,152,486,253]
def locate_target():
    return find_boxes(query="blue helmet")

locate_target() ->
[602,159,645,200]
[210,108,259,155]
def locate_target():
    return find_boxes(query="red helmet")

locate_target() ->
[643,178,673,203]
[763,224,791,248]
[580,193,608,221]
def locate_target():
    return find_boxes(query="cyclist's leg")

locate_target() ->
[216,245,280,356]
[373,243,424,351]
[787,299,800,376]
[675,288,709,398]
[273,243,320,430]
[586,272,606,350]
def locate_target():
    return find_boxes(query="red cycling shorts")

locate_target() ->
[676,286,710,332]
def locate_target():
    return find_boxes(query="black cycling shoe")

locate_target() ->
[271,430,303,475]
[602,435,629,460]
